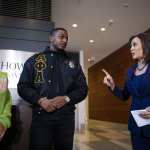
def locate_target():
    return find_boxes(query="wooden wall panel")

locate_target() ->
[88,44,132,123]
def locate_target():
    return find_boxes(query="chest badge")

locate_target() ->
[69,61,75,68]
[34,54,47,83]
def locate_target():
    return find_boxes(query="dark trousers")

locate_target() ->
[131,134,150,150]
[30,114,75,150]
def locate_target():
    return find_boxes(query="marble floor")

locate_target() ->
[74,120,132,150]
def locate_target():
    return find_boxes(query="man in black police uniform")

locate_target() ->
[17,28,88,150]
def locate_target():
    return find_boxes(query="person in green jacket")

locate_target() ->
[0,72,11,141]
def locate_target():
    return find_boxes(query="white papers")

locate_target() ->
[131,109,150,127]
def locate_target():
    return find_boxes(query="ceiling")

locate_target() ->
[51,0,150,69]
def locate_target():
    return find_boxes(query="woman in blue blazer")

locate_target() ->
[103,33,150,150]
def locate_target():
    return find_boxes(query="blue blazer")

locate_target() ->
[113,64,150,137]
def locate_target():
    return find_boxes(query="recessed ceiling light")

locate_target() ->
[100,27,106,32]
[87,58,91,62]
[72,24,78,28]
[88,56,96,62]
[89,40,94,43]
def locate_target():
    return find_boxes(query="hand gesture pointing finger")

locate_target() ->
[102,69,115,90]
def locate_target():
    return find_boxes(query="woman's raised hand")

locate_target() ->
[102,69,115,90]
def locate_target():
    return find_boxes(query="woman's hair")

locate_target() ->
[129,33,150,63]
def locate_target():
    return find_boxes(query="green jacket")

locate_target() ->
[0,72,12,129]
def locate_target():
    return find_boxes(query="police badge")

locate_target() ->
[69,61,75,68]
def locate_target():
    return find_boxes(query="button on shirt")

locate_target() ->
[44,51,64,99]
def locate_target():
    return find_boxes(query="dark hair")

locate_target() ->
[50,27,68,37]
[129,33,150,63]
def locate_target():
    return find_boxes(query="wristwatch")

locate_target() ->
[65,96,70,103]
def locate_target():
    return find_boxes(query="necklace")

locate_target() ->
[136,64,147,71]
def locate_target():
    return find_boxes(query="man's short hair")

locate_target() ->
[50,28,68,36]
